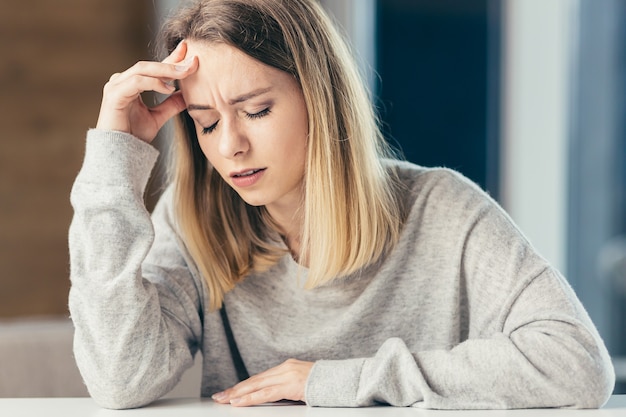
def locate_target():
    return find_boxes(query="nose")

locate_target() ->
[217,120,249,158]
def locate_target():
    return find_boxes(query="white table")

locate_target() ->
[2,396,625,416]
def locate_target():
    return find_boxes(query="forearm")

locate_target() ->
[69,130,195,409]
[414,323,613,409]
[306,329,612,409]
[305,272,615,409]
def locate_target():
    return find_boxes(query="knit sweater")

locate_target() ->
[69,129,615,410]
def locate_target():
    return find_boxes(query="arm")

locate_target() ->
[217,269,615,409]
[69,42,202,409]
[204,172,615,409]
[69,131,202,409]
[209,170,615,409]
[306,268,615,409]
[304,174,615,409]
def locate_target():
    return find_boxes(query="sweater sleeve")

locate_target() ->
[68,129,203,409]
[306,270,615,409]
[304,171,615,409]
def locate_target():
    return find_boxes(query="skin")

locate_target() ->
[97,41,314,406]
[179,41,309,257]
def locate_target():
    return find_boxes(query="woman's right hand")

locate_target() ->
[95,41,198,143]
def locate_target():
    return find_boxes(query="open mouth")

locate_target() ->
[232,168,265,178]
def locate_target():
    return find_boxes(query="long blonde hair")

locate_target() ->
[160,0,404,310]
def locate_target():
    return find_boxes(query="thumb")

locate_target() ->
[151,91,188,129]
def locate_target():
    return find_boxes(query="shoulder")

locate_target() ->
[385,159,496,215]
[384,159,528,250]
[383,161,548,283]
[386,159,481,189]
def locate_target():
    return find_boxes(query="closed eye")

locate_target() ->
[246,108,271,120]
[200,108,269,135]
[202,121,219,135]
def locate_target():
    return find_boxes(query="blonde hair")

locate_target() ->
[160,0,404,310]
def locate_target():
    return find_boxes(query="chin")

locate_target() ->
[236,193,269,208]
[242,200,266,207]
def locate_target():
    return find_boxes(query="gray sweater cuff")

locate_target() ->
[305,358,365,407]
[78,129,160,193]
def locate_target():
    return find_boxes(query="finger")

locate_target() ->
[103,74,175,107]
[214,360,311,406]
[108,60,195,89]
[160,56,200,87]
[230,386,285,407]
[224,365,289,396]
[212,373,276,404]
[96,77,176,134]
[149,91,187,127]
[162,40,187,64]
[159,41,195,85]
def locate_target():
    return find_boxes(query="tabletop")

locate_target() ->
[2,395,626,417]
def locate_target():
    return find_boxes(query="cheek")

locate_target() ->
[279,104,309,153]
[196,135,218,167]
[195,133,208,157]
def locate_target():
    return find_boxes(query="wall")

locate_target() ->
[501,0,576,273]
[0,0,153,318]
[376,0,494,194]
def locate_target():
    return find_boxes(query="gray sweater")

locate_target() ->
[69,130,615,410]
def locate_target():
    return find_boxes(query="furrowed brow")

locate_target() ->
[187,87,273,112]
[229,87,273,105]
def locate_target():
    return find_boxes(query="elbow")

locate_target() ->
[513,314,616,409]
[89,388,153,410]
[84,374,166,410]
[73,339,184,409]
[78,364,169,410]
[75,363,157,409]
[551,346,616,409]
[515,327,616,409]
[570,358,615,408]
[81,369,179,410]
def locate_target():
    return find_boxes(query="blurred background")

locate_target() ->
[0,0,624,396]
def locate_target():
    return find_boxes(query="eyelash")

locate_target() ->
[246,107,271,120]
[201,108,272,135]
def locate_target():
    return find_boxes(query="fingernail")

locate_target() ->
[212,391,226,401]
[175,56,194,72]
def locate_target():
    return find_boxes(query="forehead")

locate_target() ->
[180,41,284,96]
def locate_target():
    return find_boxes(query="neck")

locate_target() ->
[266,205,303,260]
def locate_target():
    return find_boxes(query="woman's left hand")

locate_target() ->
[211,359,314,406]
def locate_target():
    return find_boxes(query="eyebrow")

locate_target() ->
[187,87,273,111]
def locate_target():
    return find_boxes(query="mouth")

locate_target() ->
[231,168,266,178]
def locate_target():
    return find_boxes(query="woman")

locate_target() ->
[69,0,615,410]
